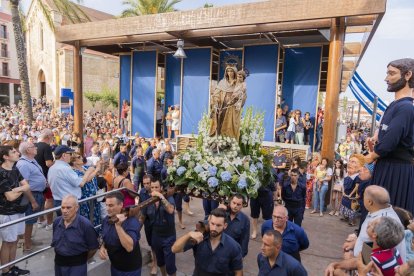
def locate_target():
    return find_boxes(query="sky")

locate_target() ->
[21,0,414,104]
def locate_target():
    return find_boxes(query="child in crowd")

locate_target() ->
[285,111,296,144]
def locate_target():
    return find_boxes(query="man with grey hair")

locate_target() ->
[16,142,46,252]
[261,205,309,262]
[52,195,99,276]
[368,216,404,275]
[35,128,55,229]
[324,185,407,276]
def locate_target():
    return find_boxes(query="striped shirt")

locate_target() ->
[371,247,402,276]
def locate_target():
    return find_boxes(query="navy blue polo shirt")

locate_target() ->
[261,220,309,256]
[101,216,141,248]
[113,152,129,167]
[141,196,175,236]
[282,179,306,209]
[144,146,154,160]
[186,233,243,275]
[273,154,287,167]
[298,172,307,187]
[257,251,308,276]
[146,157,164,179]
[51,214,99,256]
[224,211,250,257]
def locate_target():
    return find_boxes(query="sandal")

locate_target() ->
[310,210,317,214]
[329,211,335,216]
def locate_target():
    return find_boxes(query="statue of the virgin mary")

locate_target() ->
[209,66,247,140]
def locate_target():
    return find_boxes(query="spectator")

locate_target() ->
[48,145,98,212]
[368,216,404,276]
[71,153,102,227]
[0,145,32,276]
[113,163,136,207]
[311,158,332,217]
[16,142,46,252]
[329,159,346,216]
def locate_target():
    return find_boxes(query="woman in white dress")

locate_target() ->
[171,105,180,137]
[165,105,173,138]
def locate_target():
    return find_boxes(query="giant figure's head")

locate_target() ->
[386,58,414,92]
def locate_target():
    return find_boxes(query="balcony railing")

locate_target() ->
[0,187,140,271]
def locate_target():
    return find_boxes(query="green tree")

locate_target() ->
[84,91,102,108]
[121,0,181,17]
[9,0,88,123]
[204,3,213,8]
[100,87,119,109]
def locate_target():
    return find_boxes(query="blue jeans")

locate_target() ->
[54,200,62,216]
[313,184,328,211]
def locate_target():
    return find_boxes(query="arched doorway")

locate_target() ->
[38,70,46,98]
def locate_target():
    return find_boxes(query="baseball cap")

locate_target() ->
[54,145,75,156]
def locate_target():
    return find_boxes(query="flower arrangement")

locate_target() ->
[167,107,273,201]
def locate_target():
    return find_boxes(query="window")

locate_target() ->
[0,25,6,39]
[1,43,7,57]
[40,24,44,50]
[2,62,8,76]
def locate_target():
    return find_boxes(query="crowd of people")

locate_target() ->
[0,57,413,276]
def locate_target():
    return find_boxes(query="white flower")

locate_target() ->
[182,153,191,161]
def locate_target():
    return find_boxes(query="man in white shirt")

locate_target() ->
[324,185,406,276]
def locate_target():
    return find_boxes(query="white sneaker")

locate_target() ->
[45,224,53,231]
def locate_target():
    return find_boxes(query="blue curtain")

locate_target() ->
[181,48,211,134]
[119,55,131,122]
[244,44,278,141]
[131,51,157,137]
[219,50,243,79]
[164,55,182,137]
[282,47,322,147]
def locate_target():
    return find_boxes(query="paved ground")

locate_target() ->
[12,197,356,276]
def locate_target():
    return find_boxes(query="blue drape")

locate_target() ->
[164,55,182,137]
[181,48,211,134]
[131,51,157,138]
[244,44,278,141]
[219,50,243,79]
[282,47,322,147]
[119,55,131,119]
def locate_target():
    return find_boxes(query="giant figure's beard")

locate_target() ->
[387,76,407,92]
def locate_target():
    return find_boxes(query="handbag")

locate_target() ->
[350,197,360,211]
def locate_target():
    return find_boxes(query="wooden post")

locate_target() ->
[321,18,345,161]
[73,41,84,155]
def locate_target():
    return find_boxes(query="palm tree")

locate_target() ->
[121,0,181,17]
[9,0,88,123]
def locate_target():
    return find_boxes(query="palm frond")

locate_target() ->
[52,0,90,24]
[18,4,27,33]
[37,0,56,32]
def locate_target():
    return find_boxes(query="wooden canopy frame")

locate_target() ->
[57,0,386,160]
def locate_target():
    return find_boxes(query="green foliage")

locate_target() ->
[101,88,119,108]
[121,0,182,17]
[204,3,213,8]
[84,87,119,109]
[84,91,102,108]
